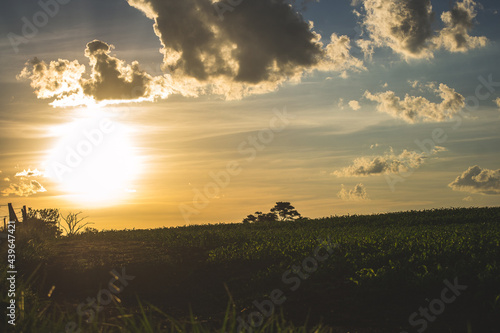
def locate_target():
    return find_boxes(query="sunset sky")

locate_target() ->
[1,0,499,229]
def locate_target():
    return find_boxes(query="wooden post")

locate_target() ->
[3,217,5,232]
[22,205,27,222]
[8,203,19,223]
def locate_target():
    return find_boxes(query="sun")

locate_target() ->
[44,110,141,205]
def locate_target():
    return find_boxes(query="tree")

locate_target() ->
[242,214,257,224]
[242,211,278,224]
[61,212,93,236]
[270,202,301,222]
[241,203,302,224]
[256,212,278,223]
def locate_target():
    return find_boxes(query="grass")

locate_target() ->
[1,207,499,332]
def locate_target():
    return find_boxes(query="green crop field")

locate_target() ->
[1,207,500,332]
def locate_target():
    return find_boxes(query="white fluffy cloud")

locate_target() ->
[333,147,445,177]
[2,180,47,197]
[1,168,47,197]
[357,0,435,59]
[348,100,361,110]
[364,83,465,123]
[338,183,368,201]
[354,0,487,59]
[18,40,179,107]
[436,0,488,52]
[15,168,45,177]
[449,165,500,195]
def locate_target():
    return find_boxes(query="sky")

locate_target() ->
[0,0,499,230]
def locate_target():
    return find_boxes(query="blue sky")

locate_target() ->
[0,0,499,229]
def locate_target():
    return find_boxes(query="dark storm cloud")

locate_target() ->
[127,0,364,96]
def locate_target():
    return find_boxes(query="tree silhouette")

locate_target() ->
[61,212,93,236]
[241,202,301,223]
[270,202,301,222]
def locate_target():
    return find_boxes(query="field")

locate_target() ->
[1,207,500,332]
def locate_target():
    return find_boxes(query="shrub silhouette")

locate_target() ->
[17,208,61,241]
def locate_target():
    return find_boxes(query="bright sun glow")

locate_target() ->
[44,110,142,206]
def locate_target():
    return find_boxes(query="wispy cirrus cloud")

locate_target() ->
[333,147,445,177]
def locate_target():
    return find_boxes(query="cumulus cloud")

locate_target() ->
[1,180,47,197]
[354,0,487,59]
[18,40,178,107]
[364,83,465,123]
[1,168,48,197]
[20,35,363,104]
[357,0,435,59]
[333,147,445,177]
[449,165,500,195]
[436,0,488,52]
[348,100,361,110]
[338,183,368,200]
[15,168,45,177]
[125,0,364,99]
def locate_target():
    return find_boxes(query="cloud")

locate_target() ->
[1,180,47,197]
[338,98,345,110]
[1,168,48,197]
[333,147,445,177]
[436,0,488,53]
[348,100,361,110]
[125,0,364,99]
[338,183,368,200]
[357,0,435,59]
[364,83,465,123]
[20,1,366,104]
[495,97,500,110]
[463,196,473,201]
[15,168,45,177]
[18,41,179,107]
[355,0,487,59]
[448,165,500,195]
